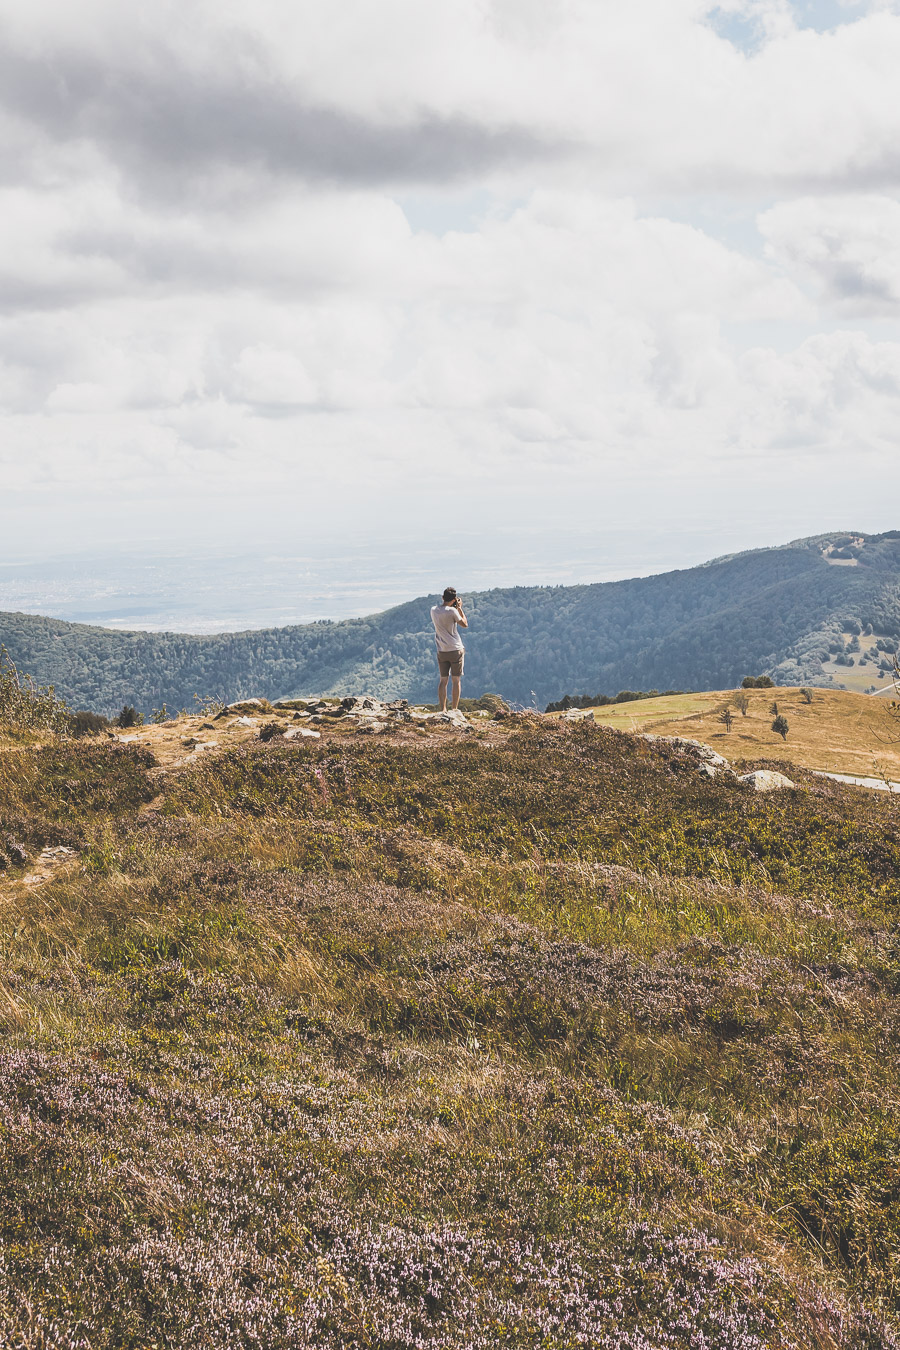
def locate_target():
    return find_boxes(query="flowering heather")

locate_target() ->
[1,723,899,1345]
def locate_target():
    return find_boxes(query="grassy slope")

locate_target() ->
[575,687,900,781]
[1,717,900,1347]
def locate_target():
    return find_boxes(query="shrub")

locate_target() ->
[0,834,29,870]
[459,693,508,713]
[742,675,775,689]
[772,714,789,740]
[0,647,69,734]
[69,710,111,738]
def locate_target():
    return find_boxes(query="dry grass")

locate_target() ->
[564,686,900,780]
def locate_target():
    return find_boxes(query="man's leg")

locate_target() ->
[451,675,461,710]
[438,675,449,711]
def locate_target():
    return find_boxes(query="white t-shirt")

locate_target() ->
[431,603,465,652]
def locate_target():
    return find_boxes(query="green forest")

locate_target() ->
[2,531,899,714]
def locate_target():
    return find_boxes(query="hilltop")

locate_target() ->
[1,700,900,1346]
[1,529,899,713]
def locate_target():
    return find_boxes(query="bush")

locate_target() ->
[458,693,509,713]
[772,714,789,740]
[0,647,69,734]
[0,834,29,871]
[69,710,111,739]
[742,675,775,689]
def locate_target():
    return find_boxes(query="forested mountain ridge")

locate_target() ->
[2,530,899,714]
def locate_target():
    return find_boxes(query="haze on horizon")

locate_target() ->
[1,0,899,625]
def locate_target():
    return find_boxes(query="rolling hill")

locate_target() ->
[2,529,899,714]
[558,685,900,782]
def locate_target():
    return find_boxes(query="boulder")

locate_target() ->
[436,710,470,728]
[356,722,387,734]
[560,708,595,722]
[283,727,321,740]
[643,735,733,775]
[409,709,471,730]
[341,695,381,713]
[739,770,795,792]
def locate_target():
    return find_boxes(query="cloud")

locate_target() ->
[2,0,900,562]
[0,10,560,199]
[759,195,900,313]
[4,1,900,201]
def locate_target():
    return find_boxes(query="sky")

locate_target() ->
[1,0,899,622]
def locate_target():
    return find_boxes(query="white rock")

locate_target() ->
[643,735,731,771]
[284,727,321,740]
[561,708,595,722]
[739,770,795,791]
[233,716,257,727]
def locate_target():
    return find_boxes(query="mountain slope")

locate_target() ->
[2,530,899,713]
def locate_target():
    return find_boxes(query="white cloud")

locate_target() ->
[1,0,900,564]
[759,195,900,313]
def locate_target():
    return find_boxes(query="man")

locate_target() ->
[430,586,468,711]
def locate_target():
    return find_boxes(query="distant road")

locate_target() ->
[814,771,900,793]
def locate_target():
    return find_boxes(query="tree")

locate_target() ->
[772,714,789,740]
[116,705,143,728]
[800,688,813,705]
[733,691,749,716]
[770,701,779,716]
[717,707,734,732]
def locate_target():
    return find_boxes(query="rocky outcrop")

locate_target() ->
[263,695,475,737]
[642,735,734,779]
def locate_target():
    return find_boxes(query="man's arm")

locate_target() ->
[454,600,468,628]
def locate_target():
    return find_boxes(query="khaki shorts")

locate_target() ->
[437,648,464,677]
